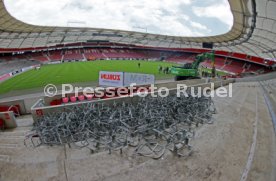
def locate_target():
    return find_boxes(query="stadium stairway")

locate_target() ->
[0,115,33,162]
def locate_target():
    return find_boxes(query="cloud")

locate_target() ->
[192,0,233,28]
[190,22,210,31]
[4,0,232,36]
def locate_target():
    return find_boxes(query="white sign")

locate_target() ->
[47,61,61,65]
[21,66,33,72]
[99,71,155,87]
[99,71,124,87]
[124,73,155,86]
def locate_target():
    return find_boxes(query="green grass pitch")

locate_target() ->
[0,60,176,94]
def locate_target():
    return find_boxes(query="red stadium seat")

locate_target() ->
[78,95,85,101]
[63,49,83,61]
[0,105,21,116]
[48,50,62,61]
[62,97,69,103]
[85,95,93,101]
[70,96,77,103]
[50,99,62,106]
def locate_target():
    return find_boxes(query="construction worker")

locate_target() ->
[158,66,163,74]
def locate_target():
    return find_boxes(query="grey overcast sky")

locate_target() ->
[4,0,233,37]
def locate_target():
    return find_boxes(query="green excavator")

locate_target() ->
[171,51,216,81]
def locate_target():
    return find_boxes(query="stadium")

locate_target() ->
[0,0,275,180]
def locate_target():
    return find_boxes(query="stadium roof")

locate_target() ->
[0,0,275,59]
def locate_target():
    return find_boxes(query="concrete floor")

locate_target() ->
[0,81,275,181]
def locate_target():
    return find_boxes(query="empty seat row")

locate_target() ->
[49,86,152,106]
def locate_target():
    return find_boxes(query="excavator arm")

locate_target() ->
[195,51,216,77]
[171,51,216,80]
[192,51,215,69]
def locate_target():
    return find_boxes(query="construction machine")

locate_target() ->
[171,51,216,81]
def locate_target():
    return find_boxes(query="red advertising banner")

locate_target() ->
[0,73,11,82]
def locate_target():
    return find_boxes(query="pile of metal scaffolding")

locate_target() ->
[25,92,216,159]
